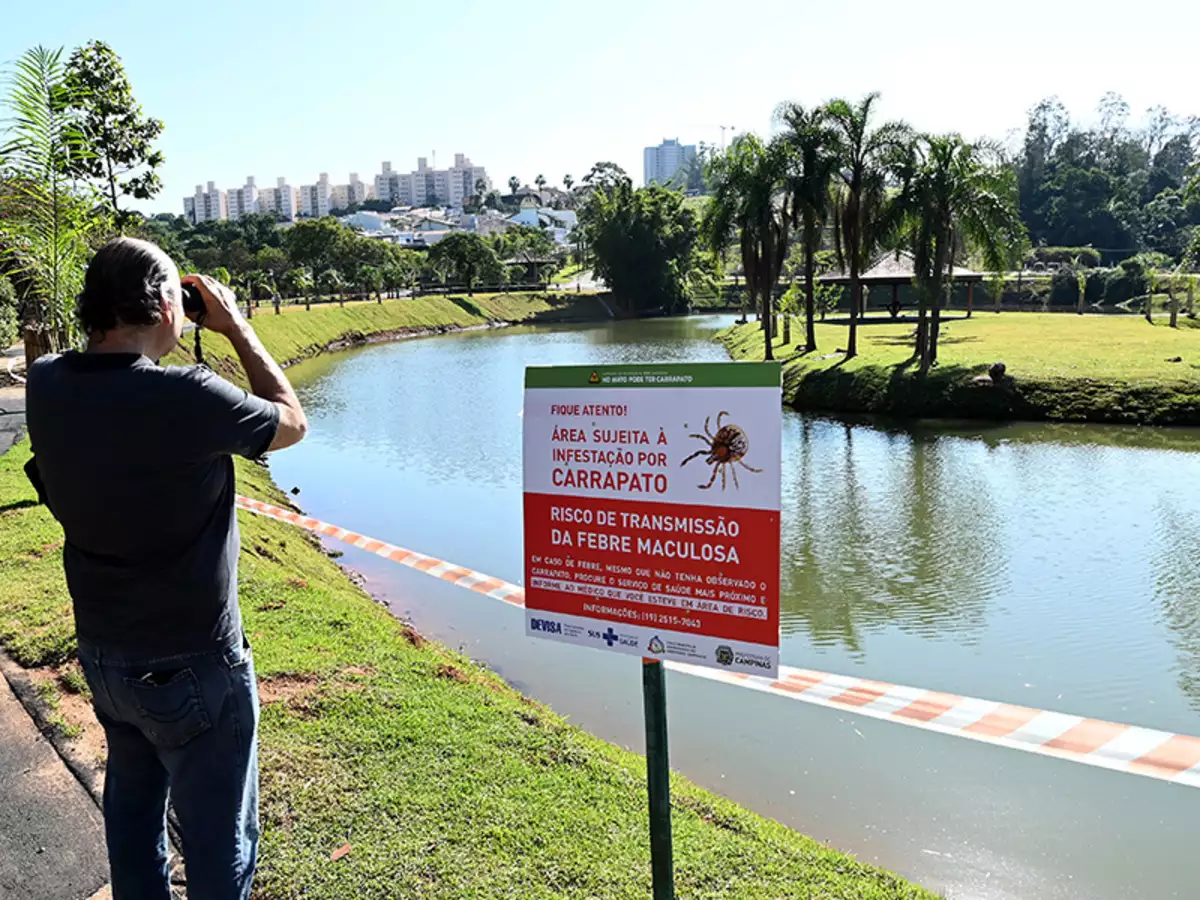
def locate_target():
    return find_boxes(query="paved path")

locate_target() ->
[1,344,25,456]
[0,675,109,899]
[0,385,25,457]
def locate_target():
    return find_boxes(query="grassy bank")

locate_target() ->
[721,314,1200,425]
[169,290,608,376]
[0,299,935,896]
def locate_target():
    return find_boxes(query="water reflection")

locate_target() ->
[781,415,997,651]
[1154,498,1200,709]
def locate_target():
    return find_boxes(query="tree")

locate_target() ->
[826,93,912,358]
[535,174,546,195]
[582,179,703,316]
[318,268,344,305]
[474,177,487,208]
[63,40,164,221]
[381,252,418,298]
[0,46,105,364]
[278,268,310,303]
[285,217,346,281]
[776,101,839,352]
[253,246,289,283]
[427,232,503,294]
[896,134,1024,371]
[703,133,791,360]
[563,174,574,192]
[359,264,384,303]
[0,275,18,348]
[508,176,520,196]
[582,161,629,193]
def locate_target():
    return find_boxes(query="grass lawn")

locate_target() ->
[551,262,584,283]
[171,291,607,377]
[0,301,938,897]
[722,313,1200,425]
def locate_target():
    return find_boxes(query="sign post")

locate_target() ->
[522,361,781,895]
[642,658,674,899]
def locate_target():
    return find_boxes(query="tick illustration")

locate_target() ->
[680,411,762,490]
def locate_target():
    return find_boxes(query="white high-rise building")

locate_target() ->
[330,172,372,211]
[276,177,299,222]
[372,154,489,209]
[186,181,227,223]
[374,161,402,206]
[183,197,195,221]
[227,176,259,221]
[299,172,333,218]
[643,138,697,187]
[256,177,299,222]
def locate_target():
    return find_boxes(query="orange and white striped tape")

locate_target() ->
[236,494,1200,790]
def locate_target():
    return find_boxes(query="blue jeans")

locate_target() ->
[78,635,259,900]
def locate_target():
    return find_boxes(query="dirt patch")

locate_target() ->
[341,665,376,678]
[26,667,107,788]
[256,599,287,611]
[285,577,308,589]
[674,795,747,834]
[433,663,468,683]
[251,543,282,564]
[400,625,426,649]
[258,673,320,705]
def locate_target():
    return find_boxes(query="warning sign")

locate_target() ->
[523,362,781,676]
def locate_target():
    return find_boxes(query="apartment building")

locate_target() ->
[643,138,697,186]
[330,172,372,211]
[372,154,489,209]
[227,176,259,221]
[257,177,300,222]
[299,172,333,218]
[185,181,227,223]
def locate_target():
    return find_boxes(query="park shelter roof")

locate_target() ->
[819,251,985,285]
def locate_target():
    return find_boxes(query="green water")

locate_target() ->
[271,315,1200,900]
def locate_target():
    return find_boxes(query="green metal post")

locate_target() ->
[642,658,675,899]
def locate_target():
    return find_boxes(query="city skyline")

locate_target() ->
[5,0,1199,216]
[180,154,493,223]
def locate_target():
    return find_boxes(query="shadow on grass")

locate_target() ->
[0,499,39,514]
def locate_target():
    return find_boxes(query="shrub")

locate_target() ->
[1104,258,1149,305]
[1049,267,1080,306]
[0,276,18,348]
[1084,269,1106,305]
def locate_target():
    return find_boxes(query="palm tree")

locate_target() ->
[563,174,574,192]
[359,264,384,303]
[508,176,520,196]
[825,93,911,358]
[0,46,102,365]
[704,134,791,360]
[776,101,839,352]
[895,134,1024,371]
[318,267,344,307]
[535,174,546,197]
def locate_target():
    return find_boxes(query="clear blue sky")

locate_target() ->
[5,0,1197,215]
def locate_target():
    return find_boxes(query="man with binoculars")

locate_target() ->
[25,236,308,899]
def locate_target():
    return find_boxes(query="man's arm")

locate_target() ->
[183,274,308,451]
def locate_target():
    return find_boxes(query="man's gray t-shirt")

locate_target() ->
[26,352,280,659]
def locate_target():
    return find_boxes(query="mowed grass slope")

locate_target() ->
[722,314,1200,425]
[168,291,606,375]
[0,300,937,897]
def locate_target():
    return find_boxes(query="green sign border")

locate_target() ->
[525,361,780,389]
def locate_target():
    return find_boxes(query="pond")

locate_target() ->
[270,314,1200,900]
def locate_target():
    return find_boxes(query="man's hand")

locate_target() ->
[182,274,246,337]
